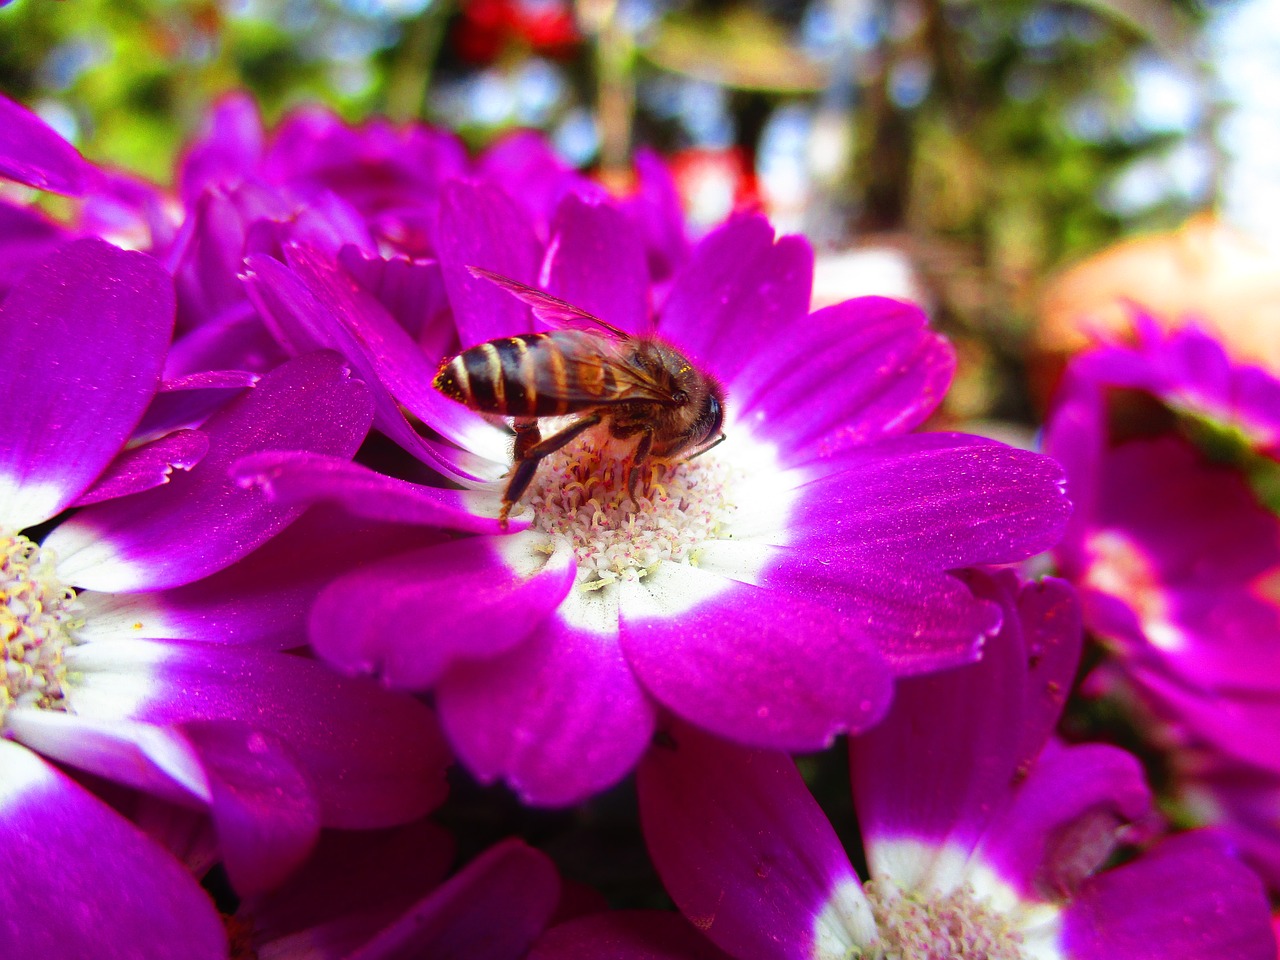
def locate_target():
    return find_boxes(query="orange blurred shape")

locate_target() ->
[1038,214,1280,377]
[1032,215,1280,408]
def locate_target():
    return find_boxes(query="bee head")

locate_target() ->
[692,387,725,449]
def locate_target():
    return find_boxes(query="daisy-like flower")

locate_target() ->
[1,239,450,955]
[241,185,1070,805]
[1045,319,1280,888]
[602,570,1275,960]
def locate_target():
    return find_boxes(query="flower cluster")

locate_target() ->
[1046,316,1280,891]
[0,89,1274,959]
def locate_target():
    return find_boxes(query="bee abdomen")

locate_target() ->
[435,335,568,417]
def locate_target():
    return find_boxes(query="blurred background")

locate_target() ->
[0,0,1271,423]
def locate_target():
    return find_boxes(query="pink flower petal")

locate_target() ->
[311,534,574,689]
[638,724,873,960]
[436,179,543,347]
[543,192,650,337]
[620,565,893,750]
[67,638,451,829]
[1060,832,1275,960]
[231,450,520,534]
[0,93,96,194]
[352,839,559,960]
[46,351,373,592]
[0,239,174,529]
[73,430,210,506]
[733,297,954,461]
[0,739,227,959]
[182,719,321,896]
[657,213,812,385]
[437,604,655,806]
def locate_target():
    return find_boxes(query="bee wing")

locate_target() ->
[535,331,682,406]
[467,266,633,341]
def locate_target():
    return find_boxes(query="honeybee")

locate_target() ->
[433,266,726,525]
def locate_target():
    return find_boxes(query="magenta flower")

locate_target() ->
[0,239,450,954]
[1045,321,1280,886]
[620,571,1275,960]
[239,186,1070,806]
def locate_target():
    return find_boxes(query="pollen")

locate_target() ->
[1,531,83,723]
[862,879,1026,960]
[519,431,738,589]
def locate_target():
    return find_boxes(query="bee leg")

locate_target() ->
[512,418,541,459]
[626,428,655,502]
[688,432,727,460]
[499,413,604,528]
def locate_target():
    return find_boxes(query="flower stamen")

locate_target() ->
[520,430,737,589]
[1,531,83,724]
[863,879,1026,960]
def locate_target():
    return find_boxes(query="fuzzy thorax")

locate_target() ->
[519,430,738,590]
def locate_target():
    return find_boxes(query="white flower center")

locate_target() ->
[1,531,83,723]
[516,429,738,590]
[862,879,1026,960]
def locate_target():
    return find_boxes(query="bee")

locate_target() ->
[433,266,726,526]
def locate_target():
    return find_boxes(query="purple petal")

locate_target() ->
[733,298,955,461]
[231,450,519,534]
[529,911,734,960]
[619,565,893,750]
[0,239,174,530]
[544,193,651,337]
[73,430,209,506]
[177,91,264,201]
[182,719,321,896]
[738,552,1000,675]
[975,742,1151,899]
[1081,437,1280,691]
[435,179,543,346]
[1014,576,1083,770]
[1042,367,1105,577]
[0,740,227,960]
[624,147,691,282]
[7,708,209,807]
[282,242,510,468]
[850,571,1027,888]
[638,724,874,960]
[0,199,71,297]
[77,506,445,650]
[136,368,260,441]
[475,129,578,227]
[45,351,373,592]
[66,638,451,828]
[243,251,501,481]
[0,93,95,194]
[337,246,457,359]
[437,604,655,806]
[352,839,559,960]
[1078,320,1280,455]
[311,534,575,689]
[784,433,1071,570]
[1060,832,1275,960]
[657,214,813,385]
[169,188,257,330]
[242,819,455,951]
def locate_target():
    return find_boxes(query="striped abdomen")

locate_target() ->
[434,331,617,418]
